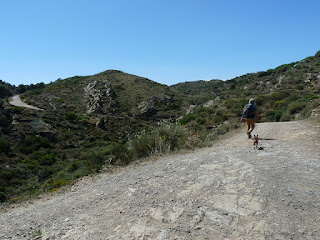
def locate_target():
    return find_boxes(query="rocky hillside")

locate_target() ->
[1,51,320,203]
[22,70,188,139]
[171,50,320,123]
[0,71,191,203]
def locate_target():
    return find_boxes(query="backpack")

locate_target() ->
[242,104,255,118]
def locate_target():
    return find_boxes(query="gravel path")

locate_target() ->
[1,121,320,240]
[9,95,44,111]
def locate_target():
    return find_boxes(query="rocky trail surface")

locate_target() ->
[1,121,320,240]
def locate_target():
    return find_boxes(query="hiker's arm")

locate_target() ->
[255,112,259,122]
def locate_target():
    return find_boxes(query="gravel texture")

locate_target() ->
[1,121,320,239]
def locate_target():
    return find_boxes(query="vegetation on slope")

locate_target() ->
[1,51,320,203]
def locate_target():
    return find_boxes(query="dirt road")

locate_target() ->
[1,121,320,239]
[9,95,44,111]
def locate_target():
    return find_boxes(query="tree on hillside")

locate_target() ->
[0,85,12,99]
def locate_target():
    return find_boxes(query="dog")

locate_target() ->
[253,135,259,149]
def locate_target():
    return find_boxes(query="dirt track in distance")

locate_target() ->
[9,95,44,111]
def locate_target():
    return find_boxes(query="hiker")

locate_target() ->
[241,98,258,138]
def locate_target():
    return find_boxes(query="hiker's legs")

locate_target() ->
[246,119,255,133]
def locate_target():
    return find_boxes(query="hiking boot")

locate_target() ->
[247,132,252,139]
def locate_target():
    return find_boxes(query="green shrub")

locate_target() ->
[256,95,271,106]
[270,91,288,101]
[68,160,81,172]
[280,113,292,122]
[65,112,80,121]
[29,89,42,95]
[51,179,71,189]
[0,138,10,155]
[288,102,307,114]
[97,117,106,130]
[0,191,8,202]
[11,106,23,113]
[0,114,10,127]
[155,122,188,152]
[125,122,189,160]
[129,132,153,158]
[87,151,106,172]
[23,136,51,152]
[273,100,286,110]
[33,151,56,166]
[265,110,284,122]
[179,113,195,125]
[0,86,11,99]
[274,110,285,122]
[0,163,33,181]
[197,118,206,125]
[110,143,133,166]
[304,94,319,101]
[296,84,304,90]
[56,98,64,103]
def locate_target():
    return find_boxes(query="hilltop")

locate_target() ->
[0,51,320,202]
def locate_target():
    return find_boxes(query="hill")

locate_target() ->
[171,50,320,123]
[0,70,190,202]
[1,51,320,203]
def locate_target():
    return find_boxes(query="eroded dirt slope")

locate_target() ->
[1,121,320,240]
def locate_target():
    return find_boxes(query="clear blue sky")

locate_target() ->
[1,0,320,86]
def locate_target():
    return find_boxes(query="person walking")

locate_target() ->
[241,98,258,138]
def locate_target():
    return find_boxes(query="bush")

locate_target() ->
[23,136,51,151]
[179,113,195,125]
[304,94,319,101]
[87,151,106,172]
[11,106,23,113]
[0,114,9,127]
[52,179,71,189]
[0,86,11,99]
[280,113,292,122]
[184,134,201,150]
[0,138,10,155]
[0,163,33,181]
[271,91,288,101]
[296,84,304,90]
[33,151,56,166]
[120,122,189,162]
[197,118,206,125]
[265,110,284,122]
[28,89,42,95]
[273,100,286,110]
[56,98,64,103]
[225,99,247,110]
[288,102,307,114]
[129,132,153,158]
[0,191,8,202]
[274,110,285,122]
[155,122,188,152]
[65,112,80,121]
[110,143,133,166]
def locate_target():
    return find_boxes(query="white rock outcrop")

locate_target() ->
[84,80,112,114]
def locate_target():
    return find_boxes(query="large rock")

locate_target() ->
[84,80,113,114]
[138,99,157,117]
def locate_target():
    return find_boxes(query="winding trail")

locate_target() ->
[1,121,320,239]
[9,95,44,111]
